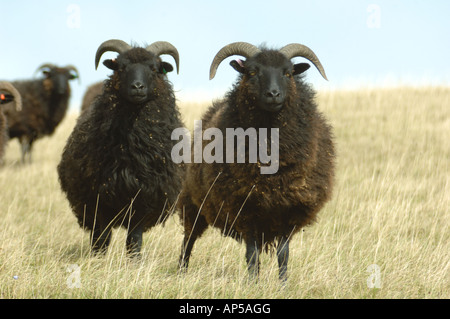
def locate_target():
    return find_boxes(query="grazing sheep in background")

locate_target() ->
[80,81,103,113]
[0,82,22,164]
[178,42,335,281]
[58,39,184,256]
[3,64,79,162]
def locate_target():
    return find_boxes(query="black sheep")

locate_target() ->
[0,82,22,164]
[3,64,79,162]
[57,39,184,256]
[178,42,335,281]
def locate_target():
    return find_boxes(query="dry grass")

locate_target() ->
[0,87,448,298]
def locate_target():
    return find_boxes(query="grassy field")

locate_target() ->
[0,87,448,299]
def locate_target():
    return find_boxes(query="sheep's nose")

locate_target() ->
[131,82,145,90]
[265,90,281,98]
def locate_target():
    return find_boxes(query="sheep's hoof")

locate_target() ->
[178,260,189,274]
[90,247,108,257]
[247,273,259,284]
[279,273,288,286]
[126,251,142,260]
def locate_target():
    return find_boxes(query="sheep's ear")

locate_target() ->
[230,59,246,74]
[293,63,310,75]
[103,59,119,71]
[160,62,174,75]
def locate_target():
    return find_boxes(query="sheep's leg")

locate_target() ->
[126,225,143,257]
[179,233,196,271]
[91,223,112,254]
[178,210,208,272]
[277,235,290,282]
[19,137,32,163]
[245,237,260,281]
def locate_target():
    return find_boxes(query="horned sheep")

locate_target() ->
[3,64,79,162]
[178,42,335,281]
[57,39,184,256]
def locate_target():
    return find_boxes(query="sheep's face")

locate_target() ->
[42,68,78,95]
[103,48,173,105]
[231,51,310,112]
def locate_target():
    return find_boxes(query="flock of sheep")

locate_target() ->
[1,39,335,282]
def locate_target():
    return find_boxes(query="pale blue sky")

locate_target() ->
[1,0,449,110]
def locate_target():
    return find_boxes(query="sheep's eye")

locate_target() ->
[248,71,256,77]
[285,71,291,77]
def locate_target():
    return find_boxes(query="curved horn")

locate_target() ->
[95,39,132,70]
[34,63,56,77]
[36,63,56,71]
[146,41,180,74]
[0,81,22,111]
[209,42,261,80]
[279,43,328,81]
[65,65,80,77]
[64,65,81,83]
